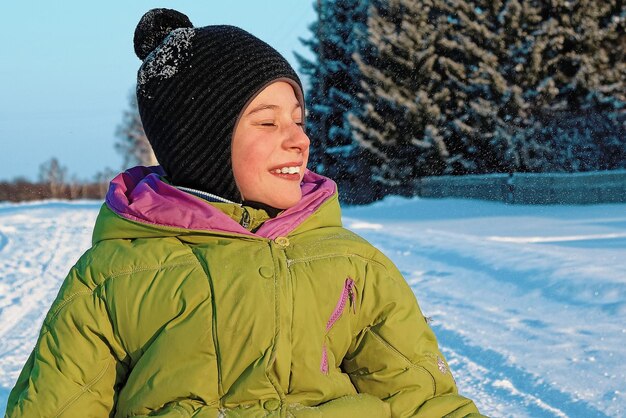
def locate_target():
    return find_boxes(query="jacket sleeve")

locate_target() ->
[342,255,485,418]
[5,266,127,418]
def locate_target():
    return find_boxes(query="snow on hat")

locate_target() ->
[134,8,304,202]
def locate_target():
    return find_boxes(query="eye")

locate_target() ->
[259,122,276,127]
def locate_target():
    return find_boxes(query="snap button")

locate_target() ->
[258,266,273,278]
[274,236,290,247]
[263,399,280,411]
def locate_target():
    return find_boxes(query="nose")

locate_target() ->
[283,122,310,153]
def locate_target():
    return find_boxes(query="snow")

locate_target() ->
[1,197,625,417]
[138,27,195,95]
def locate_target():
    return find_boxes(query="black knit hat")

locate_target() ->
[133,9,304,202]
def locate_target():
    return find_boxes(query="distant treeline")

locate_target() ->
[0,158,115,202]
[0,180,109,202]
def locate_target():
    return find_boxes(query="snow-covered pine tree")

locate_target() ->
[496,0,626,171]
[349,0,450,191]
[297,0,381,203]
[350,0,624,190]
[431,0,528,174]
[349,0,528,194]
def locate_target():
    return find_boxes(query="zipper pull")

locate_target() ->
[240,207,251,229]
[346,278,356,313]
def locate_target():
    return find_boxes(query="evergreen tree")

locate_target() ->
[349,0,625,192]
[297,0,380,203]
[349,0,519,191]
[506,0,626,171]
[430,0,528,174]
[522,109,626,172]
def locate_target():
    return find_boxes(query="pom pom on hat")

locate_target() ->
[134,8,193,60]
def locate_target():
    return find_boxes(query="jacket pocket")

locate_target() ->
[320,277,356,374]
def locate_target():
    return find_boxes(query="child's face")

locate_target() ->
[232,81,310,209]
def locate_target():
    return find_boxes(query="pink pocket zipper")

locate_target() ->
[320,277,356,374]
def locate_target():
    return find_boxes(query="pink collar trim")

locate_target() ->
[105,166,336,239]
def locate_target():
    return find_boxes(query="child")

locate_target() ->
[6,9,483,418]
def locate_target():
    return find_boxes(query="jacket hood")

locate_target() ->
[93,165,338,243]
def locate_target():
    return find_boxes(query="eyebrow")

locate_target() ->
[247,103,302,116]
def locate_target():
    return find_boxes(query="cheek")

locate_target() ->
[233,135,263,173]
[240,147,266,174]
[233,145,266,189]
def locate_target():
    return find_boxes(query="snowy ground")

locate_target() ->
[1,198,625,417]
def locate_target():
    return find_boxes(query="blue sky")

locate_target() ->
[0,1,317,181]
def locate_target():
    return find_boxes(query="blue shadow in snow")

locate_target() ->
[0,231,7,252]
[545,237,626,249]
[434,326,610,418]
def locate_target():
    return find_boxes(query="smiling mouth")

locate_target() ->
[269,164,302,180]
[270,166,301,175]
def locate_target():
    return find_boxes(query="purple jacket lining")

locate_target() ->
[105,165,336,239]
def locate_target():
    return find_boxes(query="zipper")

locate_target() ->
[325,278,356,331]
[320,277,356,374]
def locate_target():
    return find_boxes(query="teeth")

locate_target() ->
[273,166,300,174]
[272,167,300,174]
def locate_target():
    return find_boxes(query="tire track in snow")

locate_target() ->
[436,328,609,418]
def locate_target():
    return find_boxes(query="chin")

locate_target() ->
[271,192,302,210]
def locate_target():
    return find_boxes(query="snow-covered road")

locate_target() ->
[344,198,626,417]
[0,202,98,411]
[1,198,625,417]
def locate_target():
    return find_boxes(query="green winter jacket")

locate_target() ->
[5,167,483,418]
